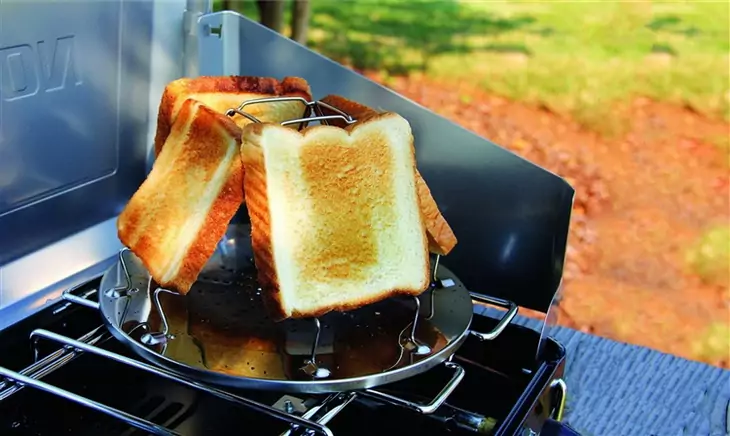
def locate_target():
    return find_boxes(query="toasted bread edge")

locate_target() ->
[240,123,291,321]
[119,98,202,286]
[161,103,244,293]
[154,76,313,157]
[120,100,244,295]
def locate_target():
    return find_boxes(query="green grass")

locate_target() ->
[218,0,729,134]
[685,226,730,288]
[693,322,730,364]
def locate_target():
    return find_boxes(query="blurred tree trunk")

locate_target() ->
[257,0,285,33]
[221,0,232,11]
[290,0,310,45]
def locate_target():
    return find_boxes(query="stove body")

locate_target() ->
[0,279,567,436]
[0,1,575,435]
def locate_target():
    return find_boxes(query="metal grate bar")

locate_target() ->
[281,392,357,436]
[29,329,334,436]
[0,325,111,401]
[55,285,101,313]
[362,361,465,414]
[0,365,179,435]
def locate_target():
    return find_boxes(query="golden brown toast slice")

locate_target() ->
[319,94,458,255]
[154,76,312,156]
[118,98,244,294]
[241,114,431,320]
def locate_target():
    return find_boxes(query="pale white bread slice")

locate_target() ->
[241,113,431,320]
[118,98,244,294]
[319,94,458,255]
[154,76,312,156]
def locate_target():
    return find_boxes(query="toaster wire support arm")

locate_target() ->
[300,318,331,379]
[140,287,179,348]
[94,248,177,349]
[430,254,519,342]
[468,293,518,341]
[225,96,358,129]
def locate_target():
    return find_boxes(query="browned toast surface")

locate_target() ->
[319,94,458,255]
[118,98,244,294]
[154,76,312,156]
[241,115,430,321]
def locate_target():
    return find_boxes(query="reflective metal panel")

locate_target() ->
[0,0,189,327]
[0,1,153,265]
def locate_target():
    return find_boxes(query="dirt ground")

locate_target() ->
[366,72,729,368]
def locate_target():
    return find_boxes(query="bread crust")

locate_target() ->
[118,99,244,294]
[241,116,431,321]
[415,176,458,255]
[239,123,286,319]
[154,76,312,156]
[319,95,458,255]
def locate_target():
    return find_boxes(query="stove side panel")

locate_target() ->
[0,1,140,265]
[0,0,188,329]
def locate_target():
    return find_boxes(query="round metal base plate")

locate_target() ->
[99,224,474,393]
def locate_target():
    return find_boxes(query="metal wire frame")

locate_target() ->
[0,285,337,435]
[0,284,468,436]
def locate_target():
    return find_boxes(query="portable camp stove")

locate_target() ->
[0,268,568,436]
[0,2,576,435]
[0,224,564,436]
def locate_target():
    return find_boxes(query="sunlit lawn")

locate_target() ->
[221,0,729,134]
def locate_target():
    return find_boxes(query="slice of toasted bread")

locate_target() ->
[118,99,244,294]
[241,113,431,320]
[319,95,458,255]
[154,76,312,156]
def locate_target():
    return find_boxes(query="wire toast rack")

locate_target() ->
[136,252,447,381]
[225,96,359,130]
[111,96,516,383]
[131,96,456,381]
[223,96,429,378]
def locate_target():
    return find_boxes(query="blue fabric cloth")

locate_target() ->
[474,306,730,436]
[543,419,584,436]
